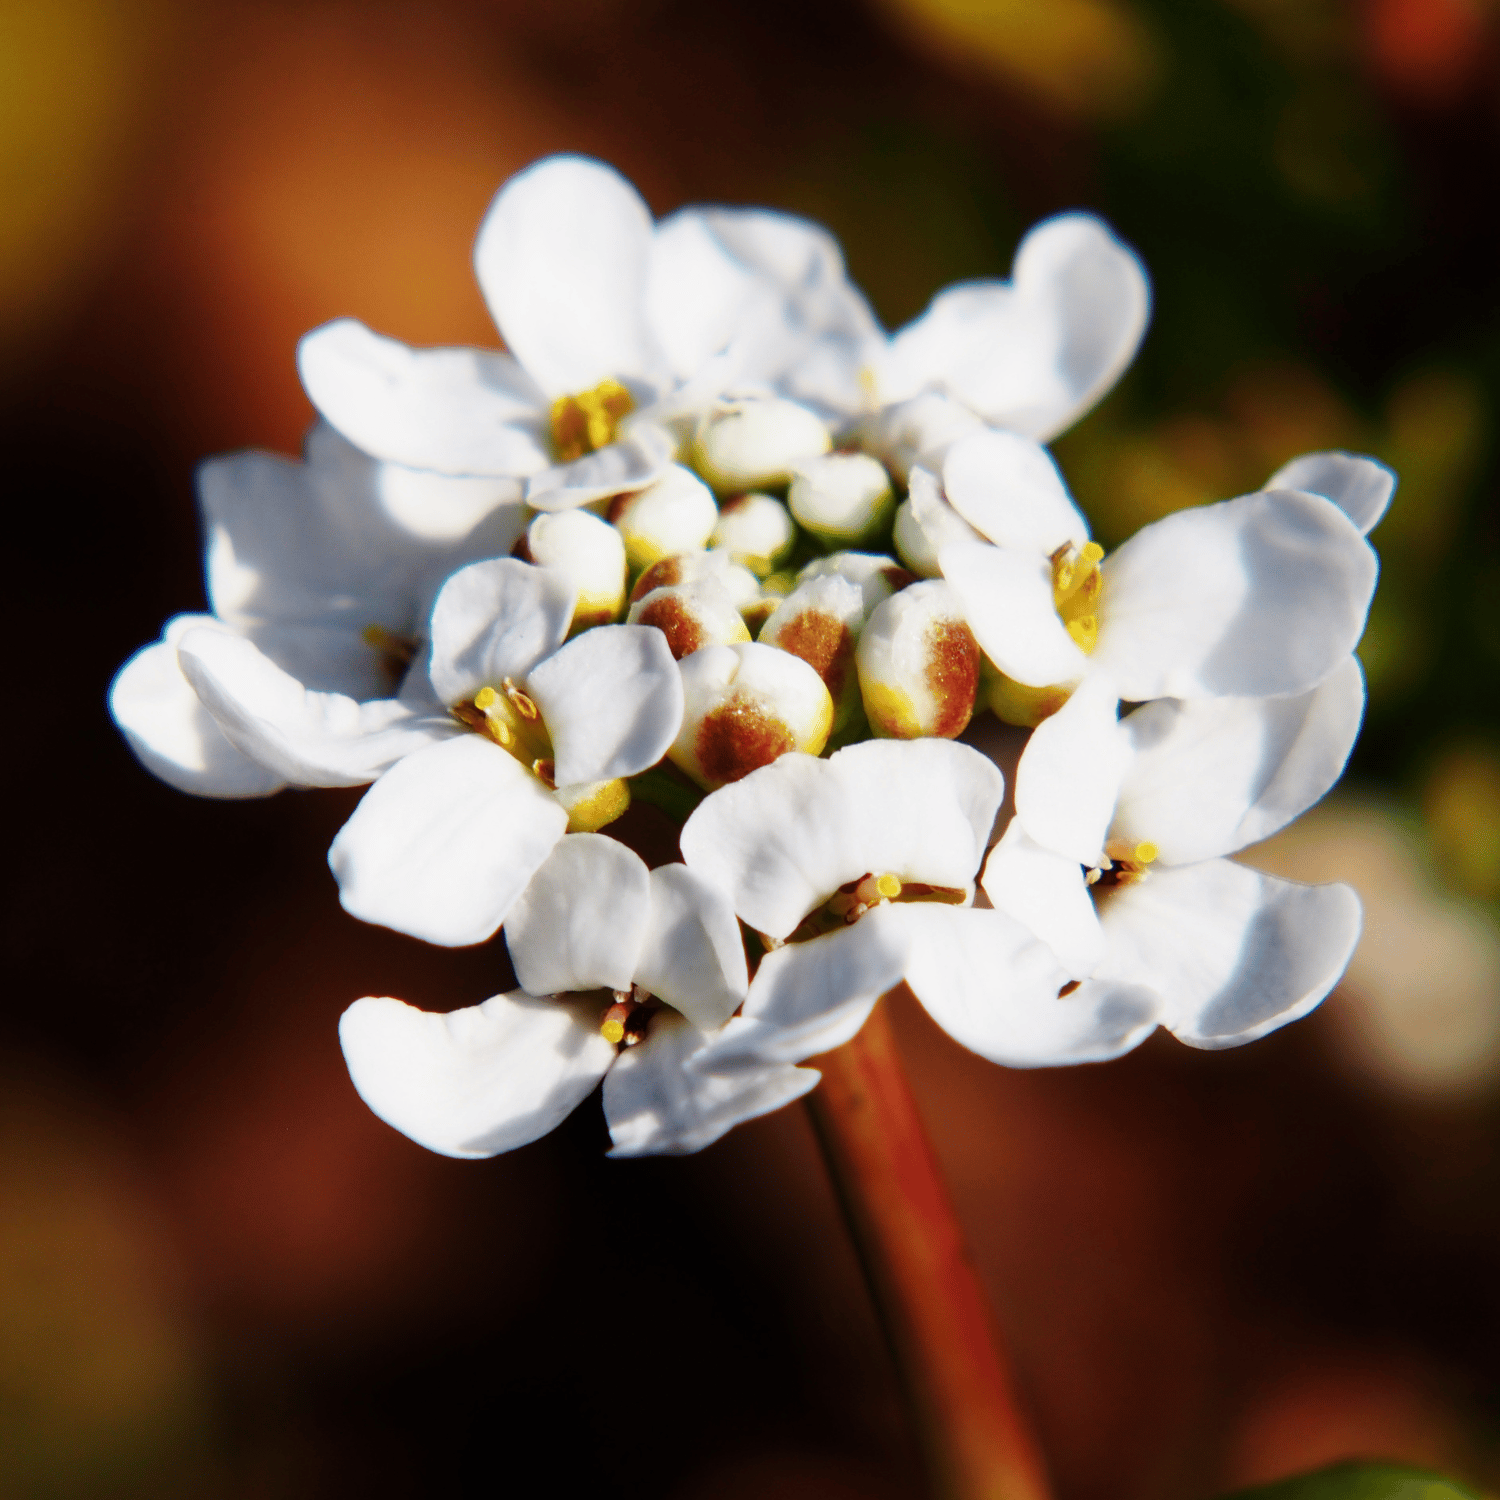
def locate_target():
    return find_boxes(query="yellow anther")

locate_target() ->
[876,873,902,899]
[600,1018,626,1045]
[503,678,541,721]
[473,686,498,711]
[1065,614,1099,652]
[1134,841,1159,865]
[549,379,634,464]
[1050,541,1106,655]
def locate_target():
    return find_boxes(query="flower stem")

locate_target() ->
[805,996,1052,1500]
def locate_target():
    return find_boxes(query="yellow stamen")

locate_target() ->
[876,873,902,899]
[1051,542,1106,656]
[1134,841,1158,865]
[549,379,634,464]
[601,1019,625,1045]
[473,686,498,711]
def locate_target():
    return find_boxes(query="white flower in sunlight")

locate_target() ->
[872,212,1151,442]
[340,834,816,1158]
[932,430,1380,724]
[984,661,1368,1048]
[108,422,524,798]
[680,739,1158,1075]
[298,154,881,510]
[328,557,683,947]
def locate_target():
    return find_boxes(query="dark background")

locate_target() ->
[5,0,1500,1495]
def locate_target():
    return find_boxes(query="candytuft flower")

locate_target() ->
[109,423,523,796]
[340,833,816,1158]
[933,431,1381,724]
[299,155,880,511]
[328,557,683,946]
[985,661,1367,1048]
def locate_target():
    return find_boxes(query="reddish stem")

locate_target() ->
[806,996,1053,1500]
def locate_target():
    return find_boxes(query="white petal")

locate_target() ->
[859,391,987,483]
[177,628,453,787]
[940,541,1088,687]
[297,319,549,476]
[679,753,859,939]
[941,430,1089,552]
[892,903,1156,1065]
[1113,657,1365,865]
[473,155,660,396]
[340,991,614,1158]
[1097,860,1362,1047]
[1013,674,1128,863]
[328,735,567,946]
[636,864,750,1031]
[1094,489,1378,701]
[504,834,651,995]
[426,558,576,707]
[524,423,676,511]
[526,624,684,785]
[882,212,1149,441]
[696,907,909,1070]
[109,625,286,798]
[1266,450,1395,536]
[603,1010,819,1157]
[831,738,1002,888]
[646,209,773,381]
[981,824,1105,980]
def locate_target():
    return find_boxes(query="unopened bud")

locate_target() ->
[628,577,752,660]
[630,549,761,614]
[692,398,831,492]
[758,574,866,737]
[895,465,983,580]
[788,452,895,548]
[524,509,627,630]
[892,499,940,577]
[798,550,914,615]
[608,465,718,570]
[856,580,979,740]
[710,492,797,577]
[669,641,833,790]
[855,392,987,483]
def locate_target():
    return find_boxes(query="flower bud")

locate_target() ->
[798,550,914,614]
[758,574,866,737]
[629,549,762,614]
[710,492,797,577]
[627,577,752,660]
[892,498,940,577]
[522,509,627,629]
[608,465,718,570]
[894,465,982,580]
[856,580,979,740]
[691,398,831,492]
[669,641,833,790]
[788,452,895,548]
[856,392,986,483]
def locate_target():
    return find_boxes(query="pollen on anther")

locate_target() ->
[601,1019,626,1044]
[876,873,902,899]
[1134,841,1159,864]
[473,686,499,711]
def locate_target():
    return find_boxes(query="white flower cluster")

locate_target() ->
[110,156,1392,1159]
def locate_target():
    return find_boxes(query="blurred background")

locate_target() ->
[5,0,1500,1495]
